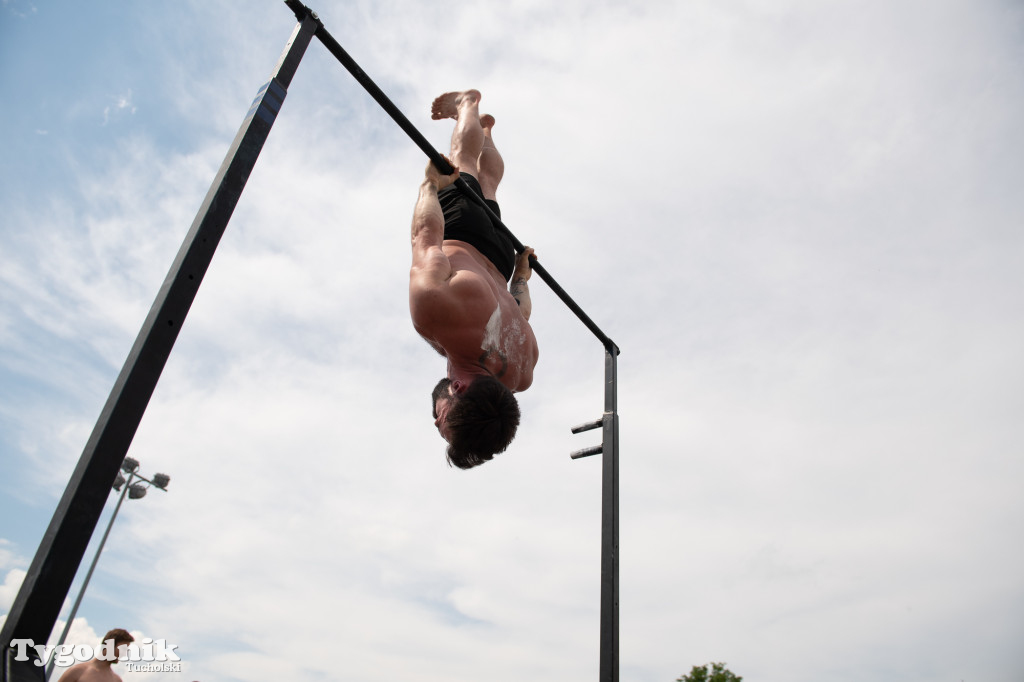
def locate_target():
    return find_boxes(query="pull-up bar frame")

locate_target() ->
[1,5,620,682]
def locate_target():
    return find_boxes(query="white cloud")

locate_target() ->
[0,568,28,614]
[102,90,137,125]
[2,0,36,19]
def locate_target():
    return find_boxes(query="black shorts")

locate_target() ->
[438,173,515,281]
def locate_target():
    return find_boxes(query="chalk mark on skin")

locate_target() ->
[483,306,502,349]
[480,306,508,377]
[479,348,509,378]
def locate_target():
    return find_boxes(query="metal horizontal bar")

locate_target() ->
[571,418,604,434]
[284,0,618,353]
[570,445,603,460]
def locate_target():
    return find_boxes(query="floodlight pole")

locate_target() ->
[1,16,319,682]
[43,463,168,682]
[41,472,132,682]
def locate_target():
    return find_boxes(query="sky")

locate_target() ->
[2,0,1023,680]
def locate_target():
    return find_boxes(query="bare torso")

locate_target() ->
[56,661,122,682]
[410,240,538,392]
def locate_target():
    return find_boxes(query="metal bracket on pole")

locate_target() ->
[571,418,604,459]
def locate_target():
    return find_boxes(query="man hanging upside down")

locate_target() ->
[409,89,540,469]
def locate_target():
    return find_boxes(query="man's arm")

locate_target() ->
[510,247,535,321]
[410,158,459,287]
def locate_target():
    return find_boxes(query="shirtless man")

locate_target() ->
[410,89,539,469]
[55,629,134,682]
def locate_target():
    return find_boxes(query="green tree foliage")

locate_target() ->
[676,661,743,682]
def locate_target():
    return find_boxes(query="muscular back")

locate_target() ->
[410,241,538,392]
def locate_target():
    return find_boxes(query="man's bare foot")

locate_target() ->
[480,114,496,131]
[431,89,481,120]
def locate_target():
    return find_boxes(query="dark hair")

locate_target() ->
[101,628,134,646]
[442,375,520,469]
[432,377,452,418]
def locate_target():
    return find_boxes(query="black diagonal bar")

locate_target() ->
[284,0,618,354]
[0,16,319,681]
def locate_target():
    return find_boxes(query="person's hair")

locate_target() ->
[101,628,134,646]
[432,377,452,417]
[441,375,520,469]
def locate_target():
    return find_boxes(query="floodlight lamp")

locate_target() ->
[113,473,126,491]
[151,473,171,490]
[122,457,140,474]
[128,483,148,500]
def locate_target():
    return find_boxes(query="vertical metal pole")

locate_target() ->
[43,476,132,682]
[599,343,620,682]
[1,16,318,682]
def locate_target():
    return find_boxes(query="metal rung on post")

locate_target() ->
[571,415,605,459]
[571,445,604,460]
[571,418,604,434]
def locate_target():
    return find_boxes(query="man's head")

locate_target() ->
[99,628,134,662]
[432,376,520,469]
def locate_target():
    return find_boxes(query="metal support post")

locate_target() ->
[569,342,619,682]
[1,16,319,682]
[599,344,620,682]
